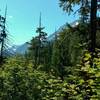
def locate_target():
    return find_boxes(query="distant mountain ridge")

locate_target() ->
[6,43,29,55]
[6,20,79,55]
[47,20,79,41]
[15,43,29,54]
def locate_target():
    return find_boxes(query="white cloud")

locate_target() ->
[8,15,13,19]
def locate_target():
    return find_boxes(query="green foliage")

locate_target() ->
[0,55,41,100]
[65,51,100,100]
[51,23,89,78]
[44,51,100,100]
[0,51,100,100]
[0,2,100,99]
[59,0,90,18]
[59,0,80,14]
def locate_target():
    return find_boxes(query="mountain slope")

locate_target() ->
[6,43,29,55]
[15,43,29,54]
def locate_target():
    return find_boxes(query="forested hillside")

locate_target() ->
[0,0,100,100]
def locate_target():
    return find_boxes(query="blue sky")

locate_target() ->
[0,0,78,45]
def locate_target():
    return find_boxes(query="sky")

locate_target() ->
[0,0,78,45]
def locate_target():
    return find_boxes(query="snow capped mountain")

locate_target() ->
[47,20,79,41]
[5,20,79,56]
[4,45,18,56]
[15,43,29,54]
[6,43,29,55]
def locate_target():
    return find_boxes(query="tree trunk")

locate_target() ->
[90,0,97,53]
